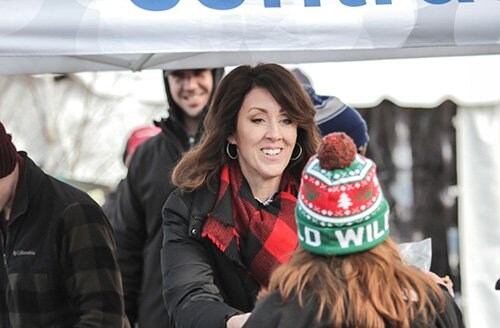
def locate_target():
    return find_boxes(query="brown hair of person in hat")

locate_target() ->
[0,122,18,179]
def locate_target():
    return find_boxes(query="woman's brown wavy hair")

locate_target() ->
[172,63,321,191]
[262,238,446,327]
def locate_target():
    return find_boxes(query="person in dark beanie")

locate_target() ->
[291,68,370,155]
[112,67,225,327]
[0,122,129,328]
[243,132,465,328]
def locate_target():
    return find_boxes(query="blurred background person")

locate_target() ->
[112,67,225,327]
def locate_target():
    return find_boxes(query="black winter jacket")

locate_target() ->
[243,286,465,328]
[113,68,224,327]
[0,154,127,327]
[161,183,261,328]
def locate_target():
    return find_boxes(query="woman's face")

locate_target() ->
[229,87,298,188]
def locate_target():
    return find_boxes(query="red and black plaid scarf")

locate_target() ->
[202,161,299,287]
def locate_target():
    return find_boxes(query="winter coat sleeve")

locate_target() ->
[61,202,128,328]
[161,189,241,328]
[112,161,146,325]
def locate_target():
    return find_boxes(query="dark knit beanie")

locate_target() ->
[0,122,18,178]
[315,100,369,149]
[290,68,369,149]
[303,85,369,149]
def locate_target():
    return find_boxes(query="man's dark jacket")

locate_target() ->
[113,68,224,327]
[0,154,127,327]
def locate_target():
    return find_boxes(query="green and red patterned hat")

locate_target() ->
[295,132,389,255]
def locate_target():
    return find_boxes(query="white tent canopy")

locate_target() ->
[1,0,500,75]
[97,54,500,109]
[298,54,500,107]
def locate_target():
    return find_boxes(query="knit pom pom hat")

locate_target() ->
[0,122,18,178]
[295,132,389,255]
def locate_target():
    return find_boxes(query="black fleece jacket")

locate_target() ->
[112,68,224,328]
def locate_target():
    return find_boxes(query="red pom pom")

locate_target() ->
[317,132,357,170]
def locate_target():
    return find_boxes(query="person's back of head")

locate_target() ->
[314,97,369,155]
[291,68,369,155]
[266,132,449,327]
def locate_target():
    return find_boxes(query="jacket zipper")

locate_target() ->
[1,225,10,328]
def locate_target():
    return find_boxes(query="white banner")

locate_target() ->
[1,0,500,74]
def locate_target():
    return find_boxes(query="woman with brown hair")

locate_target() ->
[161,63,321,328]
[244,132,465,328]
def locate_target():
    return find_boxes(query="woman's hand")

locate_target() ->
[226,313,251,328]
